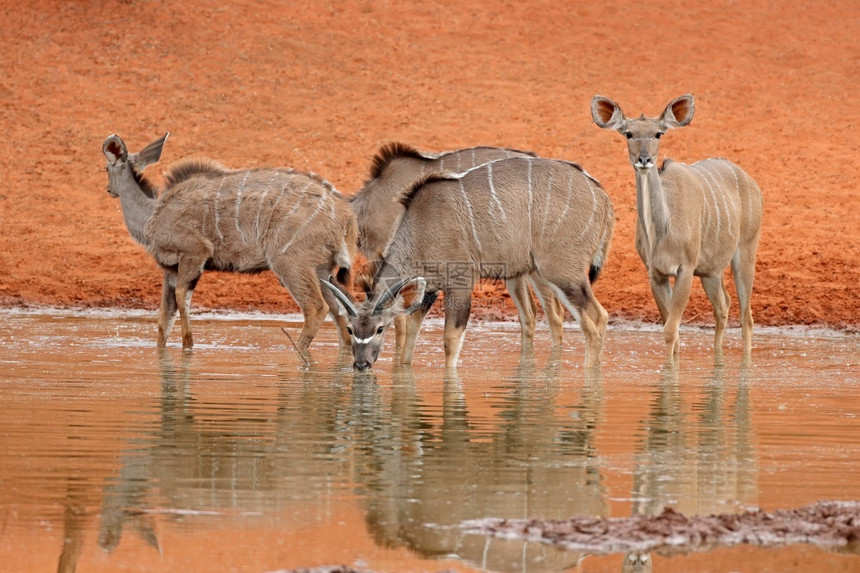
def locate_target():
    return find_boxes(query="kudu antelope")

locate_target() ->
[350,143,567,349]
[102,133,357,356]
[324,156,615,370]
[591,95,763,361]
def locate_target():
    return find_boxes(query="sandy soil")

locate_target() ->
[1,0,858,330]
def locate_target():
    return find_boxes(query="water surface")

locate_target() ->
[1,310,858,572]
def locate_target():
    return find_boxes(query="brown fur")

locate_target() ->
[351,143,567,354]
[346,156,615,370]
[592,94,764,360]
[103,133,357,356]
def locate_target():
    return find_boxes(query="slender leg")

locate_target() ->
[174,259,203,350]
[648,271,672,324]
[400,306,429,365]
[506,276,536,346]
[732,242,759,355]
[443,290,471,371]
[662,268,695,362]
[701,274,730,352]
[157,269,178,347]
[530,274,565,347]
[393,314,408,359]
[275,265,327,358]
[400,292,437,365]
[548,279,607,368]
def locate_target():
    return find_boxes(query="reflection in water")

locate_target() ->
[357,350,609,572]
[98,350,357,559]
[2,314,854,573]
[626,358,758,570]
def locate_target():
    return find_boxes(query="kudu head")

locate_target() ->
[591,95,695,171]
[102,132,169,197]
[320,276,426,371]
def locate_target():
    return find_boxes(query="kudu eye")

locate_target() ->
[624,132,633,139]
[376,326,384,335]
[655,132,663,139]
[346,327,354,336]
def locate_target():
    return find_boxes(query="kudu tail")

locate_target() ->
[588,217,615,284]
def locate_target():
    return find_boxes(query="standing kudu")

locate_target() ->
[102,133,357,357]
[324,156,615,370]
[591,95,763,361]
[350,142,566,349]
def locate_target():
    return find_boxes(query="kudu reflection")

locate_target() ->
[354,355,609,572]
[626,360,757,569]
[97,351,355,556]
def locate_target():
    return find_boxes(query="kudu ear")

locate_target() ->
[660,95,695,129]
[103,134,127,165]
[388,277,427,316]
[591,96,625,130]
[319,277,358,318]
[135,132,169,170]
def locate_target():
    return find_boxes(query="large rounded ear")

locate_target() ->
[135,132,169,170]
[591,95,625,130]
[660,94,695,129]
[103,134,127,165]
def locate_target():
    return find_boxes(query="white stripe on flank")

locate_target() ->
[578,180,598,240]
[213,176,227,243]
[455,152,461,172]
[439,156,445,171]
[234,171,250,243]
[541,167,554,233]
[526,159,534,237]
[691,163,722,237]
[281,186,329,255]
[550,168,576,236]
[254,173,279,242]
[486,162,507,222]
[459,179,482,252]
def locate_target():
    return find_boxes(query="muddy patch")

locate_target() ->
[460,502,860,556]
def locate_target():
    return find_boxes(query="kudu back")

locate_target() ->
[350,142,566,349]
[591,95,763,360]
[102,133,357,356]
[325,156,615,370]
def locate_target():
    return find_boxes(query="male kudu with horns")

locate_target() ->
[350,142,567,352]
[591,95,763,361]
[324,156,615,370]
[102,133,356,357]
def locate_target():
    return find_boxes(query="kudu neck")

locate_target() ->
[634,167,669,253]
[115,171,158,247]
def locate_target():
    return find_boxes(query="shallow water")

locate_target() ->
[1,309,858,572]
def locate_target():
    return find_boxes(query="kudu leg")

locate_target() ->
[157,270,178,347]
[529,274,565,347]
[400,307,430,365]
[549,279,606,368]
[505,276,537,346]
[173,261,203,350]
[662,270,695,362]
[731,245,758,355]
[393,314,408,359]
[442,290,472,370]
[701,275,730,352]
[276,265,327,357]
